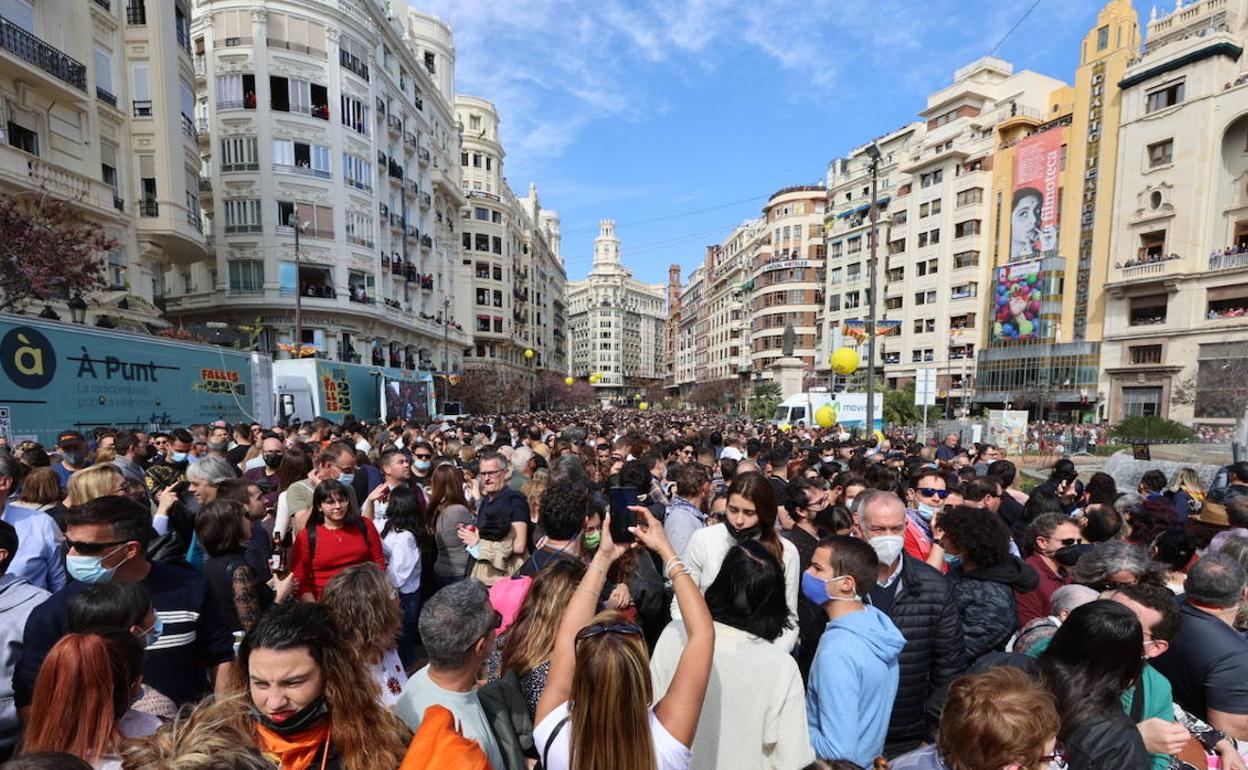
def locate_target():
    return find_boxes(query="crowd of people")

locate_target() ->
[0,411,1247,769]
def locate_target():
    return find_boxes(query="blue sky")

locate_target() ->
[420,0,1153,285]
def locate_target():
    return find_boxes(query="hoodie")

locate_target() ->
[955,556,1039,662]
[807,604,907,766]
[0,573,50,753]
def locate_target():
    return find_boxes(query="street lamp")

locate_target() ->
[863,142,882,436]
[287,214,307,357]
[441,295,452,406]
[68,294,87,325]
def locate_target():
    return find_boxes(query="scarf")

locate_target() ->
[255,722,332,770]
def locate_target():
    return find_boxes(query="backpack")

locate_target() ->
[307,517,374,564]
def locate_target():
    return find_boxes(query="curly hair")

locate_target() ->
[939,504,1011,568]
[228,603,409,770]
[121,696,273,769]
[320,564,403,666]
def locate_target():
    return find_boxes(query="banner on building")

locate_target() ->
[991,260,1042,341]
[843,319,902,342]
[1009,129,1062,261]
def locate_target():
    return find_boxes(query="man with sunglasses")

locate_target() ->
[903,469,950,571]
[396,580,507,770]
[14,496,235,717]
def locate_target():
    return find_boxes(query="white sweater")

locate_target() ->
[669,523,801,652]
[650,620,814,770]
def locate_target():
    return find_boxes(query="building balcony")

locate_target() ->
[125,0,144,23]
[136,201,209,264]
[417,147,431,164]
[265,38,326,59]
[387,114,402,132]
[1208,248,1248,273]
[339,49,369,81]
[0,15,87,94]
[132,99,152,118]
[96,86,117,108]
[180,113,197,140]
[0,144,118,218]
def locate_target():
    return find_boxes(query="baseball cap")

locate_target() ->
[57,430,86,448]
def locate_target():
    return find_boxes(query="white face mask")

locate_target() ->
[869,534,904,566]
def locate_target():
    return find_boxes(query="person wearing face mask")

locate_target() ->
[144,429,194,497]
[50,431,89,492]
[242,434,285,511]
[223,602,410,770]
[904,468,950,571]
[675,471,800,651]
[804,535,906,766]
[204,425,231,461]
[408,440,436,490]
[14,496,235,719]
[1016,513,1083,627]
[850,489,965,758]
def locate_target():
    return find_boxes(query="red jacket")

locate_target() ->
[291,519,386,599]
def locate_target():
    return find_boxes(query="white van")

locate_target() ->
[772,390,883,430]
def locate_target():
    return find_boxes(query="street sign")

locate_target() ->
[915,368,937,406]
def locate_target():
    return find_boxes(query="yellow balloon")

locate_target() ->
[639,402,649,411]
[815,404,837,428]
[524,349,535,359]
[564,376,574,386]
[830,347,860,376]
[778,423,792,432]
[873,430,885,443]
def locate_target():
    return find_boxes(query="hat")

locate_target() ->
[57,430,86,448]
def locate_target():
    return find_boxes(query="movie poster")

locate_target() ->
[1009,130,1062,261]
[991,261,1043,341]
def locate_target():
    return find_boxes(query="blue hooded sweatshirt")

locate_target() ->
[806,603,907,766]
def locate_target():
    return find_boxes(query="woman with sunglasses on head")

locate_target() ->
[533,505,713,770]
[1015,512,1084,627]
[288,479,385,602]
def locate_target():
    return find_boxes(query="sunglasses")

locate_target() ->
[413,453,432,459]
[1049,537,1080,547]
[575,622,643,642]
[916,487,950,499]
[65,539,130,555]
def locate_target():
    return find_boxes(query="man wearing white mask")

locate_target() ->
[851,489,966,759]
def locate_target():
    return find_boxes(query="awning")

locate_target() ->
[836,196,891,219]
[1207,284,1248,302]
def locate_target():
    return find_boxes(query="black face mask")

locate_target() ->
[1054,543,1083,567]
[263,453,285,470]
[251,696,329,736]
[725,521,761,542]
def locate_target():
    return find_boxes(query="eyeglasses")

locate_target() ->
[480,468,506,477]
[65,539,129,555]
[1040,741,1068,768]
[575,622,642,642]
[916,487,949,499]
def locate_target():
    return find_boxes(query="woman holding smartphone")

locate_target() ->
[673,471,801,651]
[534,506,714,770]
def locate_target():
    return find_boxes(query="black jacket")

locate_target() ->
[1064,714,1150,770]
[954,557,1039,664]
[882,555,967,757]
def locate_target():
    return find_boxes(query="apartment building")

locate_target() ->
[567,220,667,399]
[976,1,1138,420]
[0,0,207,326]
[1100,0,1248,424]
[750,186,827,375]
[454,95,565,381]
[167,0,469,371]
[663,264,681,393]
[674,265,703,392]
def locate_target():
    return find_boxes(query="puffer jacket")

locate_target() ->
[881,555,966,757]
[954,557,1039,664]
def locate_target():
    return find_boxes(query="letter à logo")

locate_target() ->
[1,326,57,389]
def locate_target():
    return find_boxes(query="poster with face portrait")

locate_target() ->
[1009,130,1062,261]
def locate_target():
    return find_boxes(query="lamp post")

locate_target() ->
[68,294,87,325]
[442,295,451,406]
[287,213,305,357]
[864,143,882,437]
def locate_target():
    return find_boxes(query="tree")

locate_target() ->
[529,370,596,411]
[449,369,529,414]
[749,381,782,421]
[884,382,921,426]
[0,191,115,312]
[690,380,735,409]
[1109,416,1196,443]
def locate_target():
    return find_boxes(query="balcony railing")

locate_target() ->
[138,198,158,217]
[112,195,124,212]
[186,210,201,232]
[340,49,369,81]
[125,1,144,24]
[1209,249,1248,272]
[133,99,152,118]
[0,15,87,91]
[180,113,197,139]
[95,86,116,107]
[92,0,110,9]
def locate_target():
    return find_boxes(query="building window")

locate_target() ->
[220,137,258,171]
[474,207,488,220]
[1138,230,1166,259]
[224,199,262,233]
[1129,295,1167,326]
[1122,386,1162,417]
[228,260,264,294]
[1097,25,1109,51]
[343,153,372,190]
[955,187,983,207]
[1130,344,1163,365]
[475,233,489,251]
[1145,80,1184,113]
[340,95,369,135]
[954,220,981,238]
[106,248,125,289]
[1147,139,1173,167]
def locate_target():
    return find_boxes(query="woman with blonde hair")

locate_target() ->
[1167,467,1204,523]
[491,558,586,716]
[66,465,127,507]
[121,698,273,770]
[534,506,714,770]
[320,564,407,707]
[521,468,551,549]
[220,602,410,770]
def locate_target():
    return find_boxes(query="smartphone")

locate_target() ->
[608,486,639,543]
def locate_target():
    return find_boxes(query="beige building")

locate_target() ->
[0,0,207,326]
[705,219,763,383]
[454,95,565,382]
[750,186,827,375]
[825,60,1065,414]
[167,0,469,371]
[674,265,702,391]
[1101,0,1248,425]
[567,220,667,399]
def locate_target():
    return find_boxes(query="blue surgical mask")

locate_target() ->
[142,615,163,647]
[916,502,939,521]
[943,552,963,568]
[800,571,855,606]
[413,460,431,473]
[338,473,355,486]
[65,544,128,584]
[170,451,188,463]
